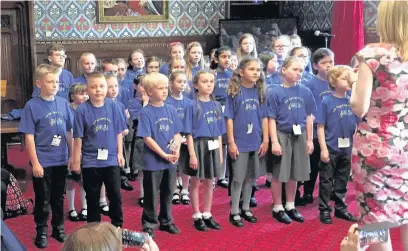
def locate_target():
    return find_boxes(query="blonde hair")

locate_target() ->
[61,222,121,251]
[111,58,128,68]
[69,84,87,104]
[143,72,168,92]
[271,35,291,51]
[169,70,190,94]
[281,56,304,72]
[237,33,258,60]
[377,1,408,61]
[327,65,352,90]
[192,70,221,118]
[168,42,185,57]
[34,64,59,81]
[185,42,205,81]
[227,57,266,105]
[80,53,96,63]
[87,72,106,84]
[168,57,186,76]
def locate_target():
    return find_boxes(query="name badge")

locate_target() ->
[97,148,109,160]
[247,123,253,134]
[208,140,219,151]
[51,135,61,146]
[222,105,225,113]
[292,124,302,135]
[338,138,350,148]
[167,139,178,151]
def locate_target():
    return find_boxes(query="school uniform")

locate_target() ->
[184,66,201,100]
[124,68,145,84]
[128,97,145,174]
[184,100,226,179]
[32,69,75,101]
[265,72,281,88]
[159,63,169,75]
[18,96,73,245]
[315,95,358,215]
[266,84,317,182]
[303,76,332,199]
[73,98,127,227]
[74,75,87,85]
[137,104,182,230]
[66,105,81,182]
[213,70,232,105]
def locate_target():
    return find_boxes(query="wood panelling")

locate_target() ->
[35,36,218,77]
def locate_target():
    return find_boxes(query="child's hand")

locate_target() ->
[228,142,239,160]
[125,110,130,119]
[320,149,330,163]
[258,141,269,157]
[122,129,129,136]
[307,140,314,155]
[189,155,198,170]
[164,154,178,164]
[32,163,44,178]
[117,154,125,167]
[71,161,81,174]
[271,142,282,156]
[67,157,73,171]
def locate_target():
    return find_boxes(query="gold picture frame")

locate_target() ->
[97,0,169,23]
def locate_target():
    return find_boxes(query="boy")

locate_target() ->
[102,60,119,76]
[137,72,182,237]
[75,53,97,85]
[32,44,75,101]
[71,72,126,228]
[19,64,74,248]
[315,66,357,224]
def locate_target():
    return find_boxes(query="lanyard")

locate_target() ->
[240,87,258,124]
[198,100,218,138]
[41,98,61,136]
[281,85,300,125]
[329,96,356,139]
[90,101,108,149]
[152,105,172,144]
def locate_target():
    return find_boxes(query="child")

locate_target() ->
[290,34,302,48]
[146,57,161,74]
[237,33,258,61]
[168,57,186,76]
[19,64,74,248]
[229,53,238,71]
[165,71,192,205]
[316,66,357,224]
[160,42,185,75]
[75,53,97,85]
[290,47,314,83]
[72,72,126,228]
[32,44,75,101]
[302,48,334,205]
[225,57,268,227]
[259,52,280,88]
[185,42,205,100]
[137,72,182,237]
[267,56,316,224]
[125,49,146,81]
[184,70,225,231]
[102,60,119,76]
[271,35,291,66]
[67,84,89,222]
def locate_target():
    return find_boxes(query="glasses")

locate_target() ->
[54,53,67,58]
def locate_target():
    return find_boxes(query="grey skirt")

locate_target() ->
[130,131,144,171]
[266,130,310,182]
[231,151,260,183]
[183,137,221,180]
[177,143,189,173]
[125,119,134,142]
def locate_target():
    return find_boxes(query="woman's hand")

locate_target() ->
[340,224,360,251]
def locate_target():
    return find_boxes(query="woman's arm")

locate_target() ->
[350,61,373,118]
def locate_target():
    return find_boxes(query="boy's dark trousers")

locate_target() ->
[82,166,123,227]
[142,168,177,229]
[303,138,321,196]
[32,165,67,232]
[318,152,351,213]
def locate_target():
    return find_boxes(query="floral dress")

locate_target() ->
[352,43,408,225]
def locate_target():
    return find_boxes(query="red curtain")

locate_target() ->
[330,0,365,65]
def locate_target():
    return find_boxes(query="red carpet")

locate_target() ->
[4,146,402,251]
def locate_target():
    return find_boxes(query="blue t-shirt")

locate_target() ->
[315,95,358,155]
[159,63,169,75]
[18,96,73,168]
[112,98,127,127]
[124,68,145,83]
[73,99,127,168]
[74,75,87,85]
[213,70,232,103]
[117,78,134,109]
[128,97,144,121]
[224,87,267,152]
[265,72,281,88]
[136,104,182,171]
[183,66,201,100]
[300,71,315,85]
[32,69,75,101]
[185,100,226,138]
[267,84,317,133]
[165,96,193,133]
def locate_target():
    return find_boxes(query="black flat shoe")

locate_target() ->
[240,210,257,223]
[51,228,67,243]
[138,197,144,207]
[100,204,109,216]
[273,210,292,224]
[180,192,190,205]
[172,192,180,205]
[194,218,208,232]
[320,211,332,224]
[334,210,357,222]
[143,227,155,238]
[159,223,180,234]
[68,210,80,222]
[229,213,244,227]
[127,173,137,181]
[203,217,221,230]
[121,181,134,191]
[34,230,48,249]
[301,194,314,205]
[217,179,229,188]
[286,209,304,223]
[79,209,87,221]
[265,180,271,188]
[249,197,257,208]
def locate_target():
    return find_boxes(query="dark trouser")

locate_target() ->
[82,166,123,227]
[120,142,129,183]
[1,168,11,212]
[303,138,320,196]
[318,153,351,213]
[32,165,67,231]
[142,168,177,229]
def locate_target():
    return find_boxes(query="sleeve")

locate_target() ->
[183,103,193,135]
[68,71,75,88]
[65,101,74,131]
[113,102,127,134]
[136,109,151,137]
[260,101,268,119]
[18,103,35,134]
[224,95,234,119]
[31,87,40,98]
[267,93,278,119]
[305,89,317,115]
[315,100,327,125]
[356,44,390,74]
[73,108,84,138]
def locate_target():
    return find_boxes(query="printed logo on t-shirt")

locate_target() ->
[333,104,353,118]
[319,90,332,99]
[285,97,303,110]
[204,110,221,124]
[155,118,173,132]
[217,78,230,89]
[45,111,64,126]
[241,98,259,111]
[93,117,111,132]
[176,108,185,119]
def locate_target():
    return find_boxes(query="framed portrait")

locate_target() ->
[97,0,169,23]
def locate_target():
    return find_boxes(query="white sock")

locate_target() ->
[177,176,183,187]
[79,185,87,210]
[99,197,107,206]
[273,204,285,212]
[285,202,295,211]
[181,189,189,195]
[202,212,212,219]
[66,188,76,212]
[193,213,202,219]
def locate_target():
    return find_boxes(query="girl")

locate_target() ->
[236,33,258,61]
[229,53,238,71]
[145,56,161,74]
[184,42,205,100]
[166,71,192,205]
[271,35,291,66]
[160,42,185,75]
[112,58,132,107]
[167,57,186,76]
[67,84,89,222]
[290,47,314,84]
[225,57,268,227]
[125,49,145,81]
[259,52,280,88]
[267,56,316,224]
[290,34,302,48]
[184,70,225,231]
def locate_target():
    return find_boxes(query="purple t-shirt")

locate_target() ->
[213,70,232,103]
[128,97,144,122]
[73,99,127,168]
[74,75,87,85]
[165,96,193,133]
[137,104,182,171]
[32,69,75,101]
[18,96,73,167]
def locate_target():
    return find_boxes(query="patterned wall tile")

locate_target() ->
[34,0,226,40]
[364,0,379,28]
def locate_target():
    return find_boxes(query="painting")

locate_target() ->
[219,18,298,53]
[97,0,169,23]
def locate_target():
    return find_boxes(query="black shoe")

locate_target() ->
[302,194,314,205]
[34,228,48,249]
[138,197,144,207]
[79,209,87,221]
[240,210,257,223]
[194,218,208,231]
[273,210,292,224]
[172,192,180,205]
[68,210,80,222]
[249,197,257,208]
[286,209,304,223]
[159,223,180,234]
[229,213,244,227]
[203,217,221,230]
[143,227,155,238]
[51,227,67,243]
[127,173,137,181]
[100,204,109,216]
[121,181,134,191]
[217,179,229,188]
[334,210,357,222]
[265,180,271,188]
[320,211,333,224]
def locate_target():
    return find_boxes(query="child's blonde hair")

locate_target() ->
[281,56,305,72]
[185,42,205,81]
[80,53,96,63]
[227,56,266,105]
[168,56,186,76]
[168,42,185,57]
[327,65,352,90]
[61,222,121,251]
[69,84,87,103]
[34,64,59,82]
[192,70,221,118]
[168,70,189,94]
[143,72,168,93]
[237,33,258,60]
[87,72,106,84]
[111,58,128,68]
